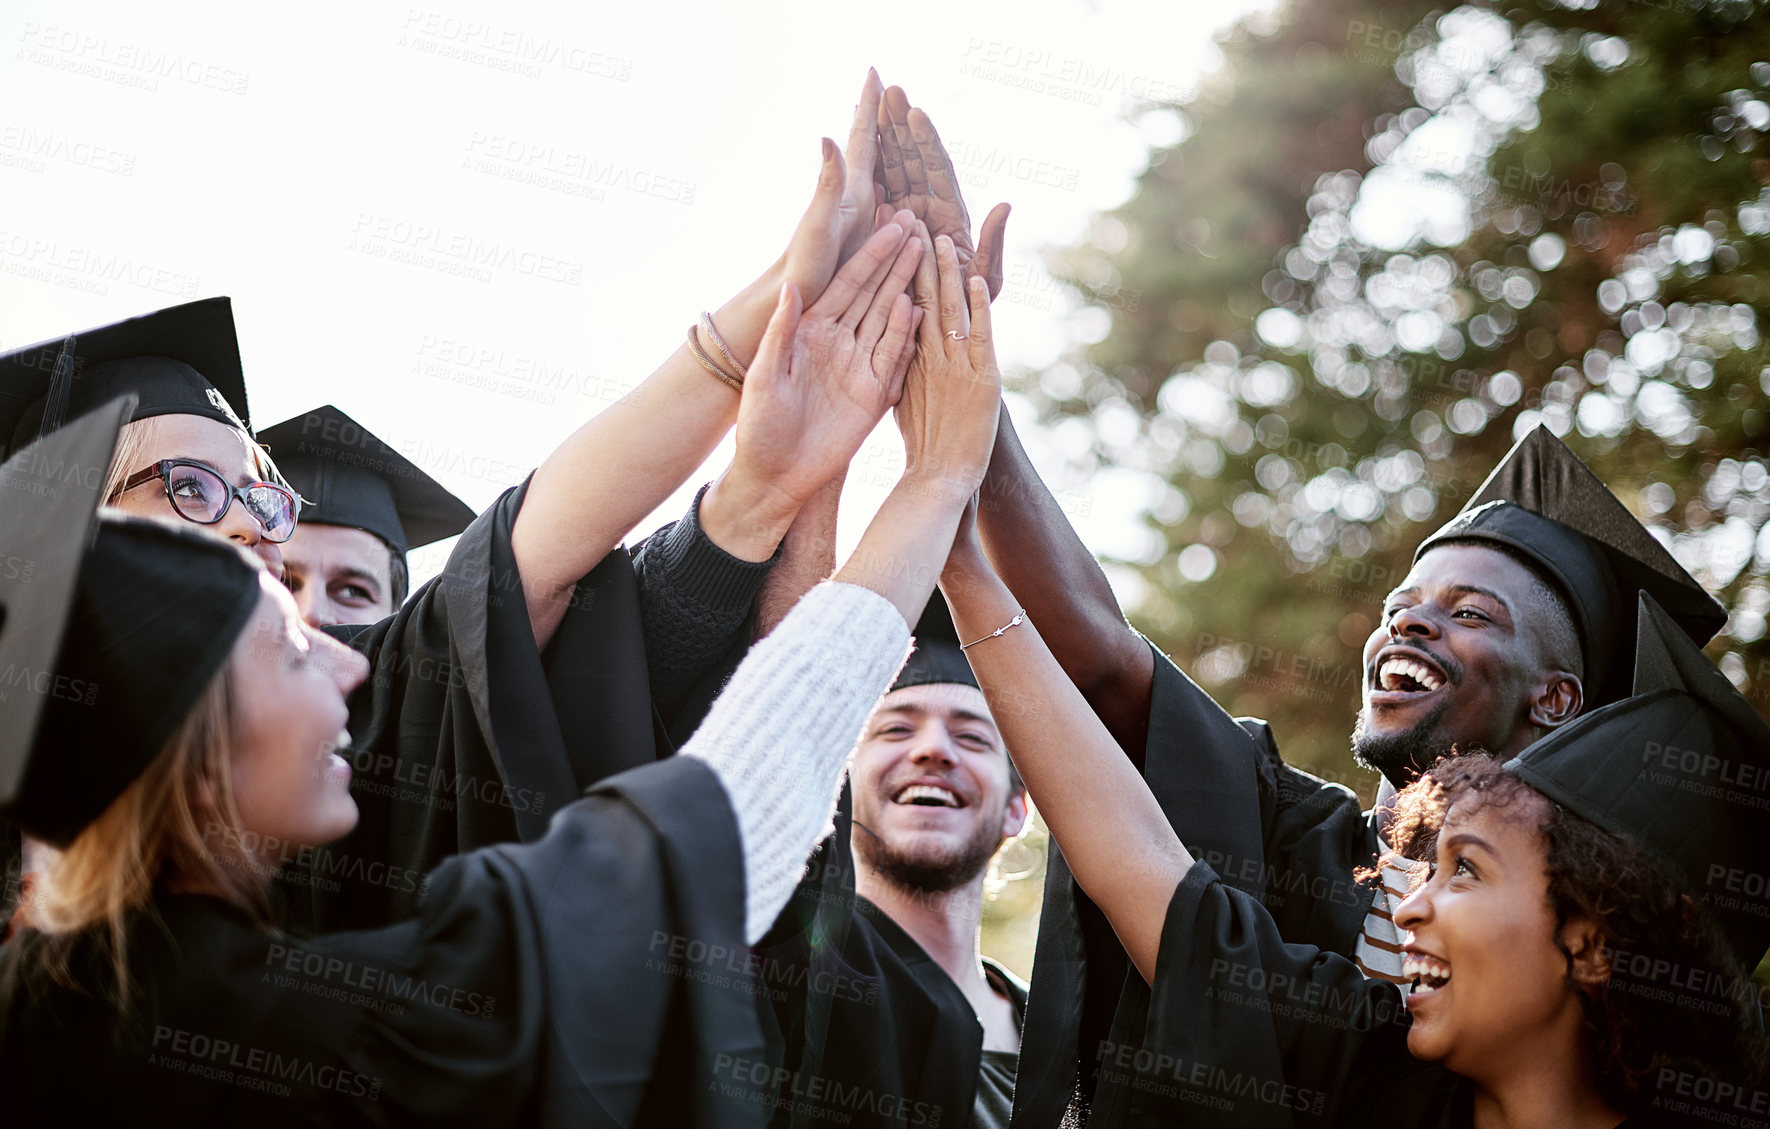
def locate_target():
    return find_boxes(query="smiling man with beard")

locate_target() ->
[849,602,1030,1129]
[981,424,1730,1129]
[755,597,1031,1129]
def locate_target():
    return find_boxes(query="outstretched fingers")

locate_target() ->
[908,107,966,228]
[808,217,908,320]
[854,235,924,352]
[935,235,971,355]
[972,202,1011,300]
[965,274,996,381]
[752,281,804,390]
[875,293,918,403]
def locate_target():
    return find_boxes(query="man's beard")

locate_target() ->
[855,811,1004,896]
[1351,697,1456,790]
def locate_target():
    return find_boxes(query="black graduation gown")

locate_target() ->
[289,478,685,933]
[1090,862,1683,1129]
[1011,644,1375,1129]
[0,756,769,1128]
[754,787,994,1129]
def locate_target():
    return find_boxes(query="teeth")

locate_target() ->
[1402,954,1452,990]
[895,784,960,808]
[1378,657,1444,693]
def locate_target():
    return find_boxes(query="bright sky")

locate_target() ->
[1,0,1275,585]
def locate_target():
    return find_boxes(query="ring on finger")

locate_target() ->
[945,330,969,341]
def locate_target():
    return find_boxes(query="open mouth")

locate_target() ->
[1371,650,1447,697]
[892,783,964,809]
[1402,952,1452,996]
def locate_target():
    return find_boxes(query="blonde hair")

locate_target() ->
[22,661,272,1010]
[101,416,285,506]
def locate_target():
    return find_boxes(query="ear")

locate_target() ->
[1528,670,1583,731]
[1562,917,1612,989]
[1001,788,1030,841]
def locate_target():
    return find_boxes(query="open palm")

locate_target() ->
[735,215,924,511]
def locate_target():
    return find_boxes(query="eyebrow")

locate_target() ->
[1441,832,1498,857]
[875,703,1000,731]
[1383,584,1512,614]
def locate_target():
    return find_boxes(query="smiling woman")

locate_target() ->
[1385,755,1761,1118]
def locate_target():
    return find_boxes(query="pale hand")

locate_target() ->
[731,215,923,515]
[895,233,1002,492]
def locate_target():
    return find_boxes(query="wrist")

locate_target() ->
[713,263,788,369]
[899,465,984,504]
[701,465,802,562]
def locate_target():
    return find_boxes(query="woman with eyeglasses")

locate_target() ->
[0,185,999,1123]
[2,76,965,941]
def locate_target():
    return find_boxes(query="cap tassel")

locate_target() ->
[38,337,79,436]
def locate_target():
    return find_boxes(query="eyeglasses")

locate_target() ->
[119,459,302,543]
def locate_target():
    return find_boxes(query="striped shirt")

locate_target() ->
[1352,856,1424,984]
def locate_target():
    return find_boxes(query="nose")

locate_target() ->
[907,722,959,769]
[294,585,340,630]
[1388,604,1441,642]
[214,492,265,549]
[1395,881,1432,932]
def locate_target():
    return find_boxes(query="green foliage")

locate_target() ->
[1032,0,1770,803]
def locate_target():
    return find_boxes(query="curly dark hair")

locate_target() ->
[1382,754,1767,1119]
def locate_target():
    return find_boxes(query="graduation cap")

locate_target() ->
[0,398,262,848]
[0,297,253,462]
[891,592,979,692]
[1414,425,1725,708]
[1506,593,1770,969]
[256,405,474,555]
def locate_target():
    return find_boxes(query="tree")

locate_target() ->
[1030,0,1770,803]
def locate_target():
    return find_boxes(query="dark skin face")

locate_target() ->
[1354,544,1582,784]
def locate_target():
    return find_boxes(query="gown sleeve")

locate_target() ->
[289,477,663,933]
[1111,862,1457,1129]
[1011,643,1378,1129]
[272,756,771,1129]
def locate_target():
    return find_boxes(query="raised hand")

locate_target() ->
[726,213,924,521]
[779,71,887,308]
[878,86,1012,300]
[895,232,1002,493]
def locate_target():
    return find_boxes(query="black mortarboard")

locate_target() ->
[892,593,980,692]
[0,398,262,848]
[1415,425,1725,708]
[256,405,474,555]
[0,297,252,460]
[1507,593,1770,969]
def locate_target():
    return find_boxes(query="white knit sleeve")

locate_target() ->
[680,581,911,944]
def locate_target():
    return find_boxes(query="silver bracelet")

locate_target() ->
[960,609,1026,650]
